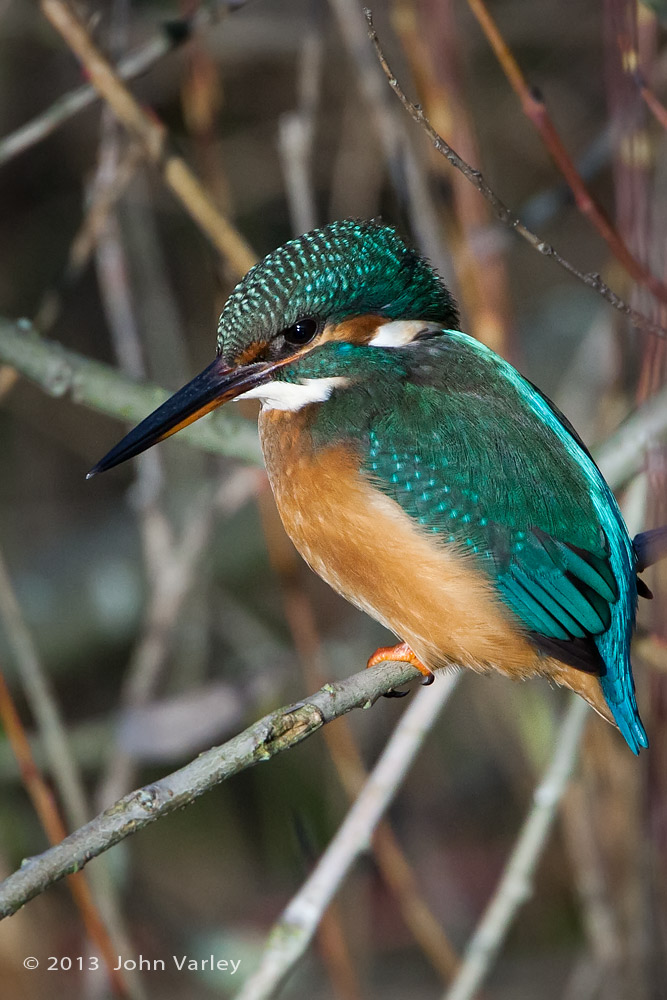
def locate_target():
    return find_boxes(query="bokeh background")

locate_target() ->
[0,0,666,997]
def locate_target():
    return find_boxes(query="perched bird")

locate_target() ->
[89,219,659,753]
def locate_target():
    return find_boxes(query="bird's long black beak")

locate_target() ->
[87,356,272,478]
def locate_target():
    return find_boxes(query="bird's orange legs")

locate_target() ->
[367,641,435,686]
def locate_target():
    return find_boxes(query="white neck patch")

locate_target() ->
[369,319,442,347]
[235,376,348,412]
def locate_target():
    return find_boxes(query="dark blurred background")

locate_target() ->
[0,0,666,997]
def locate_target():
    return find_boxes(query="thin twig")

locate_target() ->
[234,676,460,1000]
[0,317,263,464]
[442,697,589,1000]
[0,669,128,995]
[364,8,667,340]
[330,0,455,278]
[0,33,172,169]
[40,0,257,276]
[0,659,428,917]
[638,75,667,133]
[0,550,88,831]
[0,3,244,168]
[464,0,667,307]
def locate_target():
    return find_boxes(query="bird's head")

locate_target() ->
[88,219,458,476]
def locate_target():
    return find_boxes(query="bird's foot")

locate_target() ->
[367,641,435,698]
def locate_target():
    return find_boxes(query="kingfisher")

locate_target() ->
[89,219,661,753]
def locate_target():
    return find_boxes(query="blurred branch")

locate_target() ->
[35,141,145,334]
[443,697,589,1000]
[97,469,262,807]
[0,140,144,402]
[0,29,174,169]
[594,383,667,485]
[637,73,667,133]
[0,668,128,994]
[463,0,667,307]
[0,544,146,999]
[330,0,454,278]
[234,676,459,1000]
[91,97,180,811]
[0,318,263,464]
[560,779,621,973]
[40,0,257,276]
[0,550,88,831]
[0,659,428,917]
[279,30,323,234]
[393,0,514,354]
[0,3,243,169]
[364,9,667,340]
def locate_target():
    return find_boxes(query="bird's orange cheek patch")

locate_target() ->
[321,315,390,345]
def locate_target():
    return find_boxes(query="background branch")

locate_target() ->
[0,317,262,464]
[364,8,667,341]
[40,0,257,275]
[464,0,667,306]
[0,667,128,994]
[443,697,590,1000]
[0,5,226,170]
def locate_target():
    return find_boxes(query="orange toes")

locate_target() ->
[366,641,435,686]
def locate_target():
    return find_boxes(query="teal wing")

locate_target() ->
[365,414,616,673]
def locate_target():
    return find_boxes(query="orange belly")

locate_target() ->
[258,408,613,724]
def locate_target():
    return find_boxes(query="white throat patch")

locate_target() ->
[235,377,348,412]
[369,319,442,347]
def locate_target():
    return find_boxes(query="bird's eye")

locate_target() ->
[282,318,319,347]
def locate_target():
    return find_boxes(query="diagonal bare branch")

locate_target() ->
[40,0,257,275]
[0,3,245,169]
[364,8,667,341]
[0,659,426,917]
[463,0,667,307]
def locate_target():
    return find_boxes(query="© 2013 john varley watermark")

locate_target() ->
[25,955,242,973]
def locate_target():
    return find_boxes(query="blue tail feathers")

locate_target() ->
[600,658,649,754]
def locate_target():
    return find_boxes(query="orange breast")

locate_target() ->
[258,407,613,724]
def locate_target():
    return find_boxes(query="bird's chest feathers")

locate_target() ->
[257,408,536,673]
[258,407,368,589]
